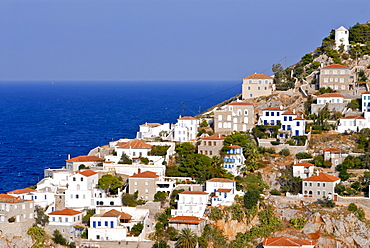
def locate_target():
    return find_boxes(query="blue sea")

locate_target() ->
[0,81,240,193]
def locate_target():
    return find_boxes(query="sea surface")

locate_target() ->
[0,81,240,193]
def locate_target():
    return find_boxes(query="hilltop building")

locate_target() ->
[302,173,340,199]
[213,102,254,134]
[319,64,353,91]
[172,116,199,142]
[292,163,315,179]
[242,73,274,99]
[335,26,349,51]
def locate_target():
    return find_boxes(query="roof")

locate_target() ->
[243,73,272,79]
[78,169,98,177]
[227,102,253,106]
[293,163,314,167]
[168,216,204,224]
[323,148,341,152]
[361,91,370,95]
[179,191,208,195]
[336,26,348,31]
[118,139,152,149]
[0,194,24,203]
[7,188,36,194]
[340,115,365,120]
[317,93,344,98]
[216,188,232,193]
[294,117,306,120]
[263,107,285,111]
[207,178,235,182]
[139,123,161,127]
[178,116,198,120]
[303,173,340,182]
[229,145,243,149]
[130,171,159,178]
[66,156,104,163]
[322,64,349,69]
[263,236,314,247]
[101,209,132,220]
[202,134,226,140]
[282,111,295,115]
[49,208,82,216]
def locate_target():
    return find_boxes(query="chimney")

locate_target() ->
[68,154,71,160]
[138,168,141,174]
[293,109,296,114]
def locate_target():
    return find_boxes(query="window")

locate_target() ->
[324,70,329,75]
[244,110,248,115]
[266,112,269,116]
[76,194,79,199]
[248,80,252,84]
[341,85,345,90]
[105,221,108,226]
[258,86,260,90]
[317,183,320,187]
[317,191,320,195]
[335,78,338,82]
[340,70,345,74]
[210,151,212,155]
[324,78,328,83]
[296,121,300,126]
[330,78,333,82]
[52,217,55,222]
[304,182,307,186]
[248,86,250,90]
[340,78,344,83]
[264,87,267,90]
[289,117,292,121]
[333,70,337,74]
[98,221,101,226]
[73,177,76,181]
[218,115,222,121]
[309,183,312,186]
[81,177,83,181]
[323,183,326,187]
[258,80,262,84]
[145,188,149,193]
[249,94,252,97]
[59,217,62,222]
[265,80,268,84]
[284,116,287,121]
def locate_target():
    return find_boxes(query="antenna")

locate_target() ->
[198,106,201,115]
[181,101,185,116]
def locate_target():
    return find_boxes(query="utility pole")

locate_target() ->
[181,101,185,117]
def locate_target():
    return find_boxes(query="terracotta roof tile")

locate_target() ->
[179,191,208,195]
[178,116,198,120]
[303,173,340,182]
[66,156,104,163]
[294,117,306,120]
[207,178,235,182]
[49,208,82,216]
[78,169,97,177]
[322,64,349,69]
[317,93,344,98]
[263,236,314,246]
[282,111,296,115]
[139,123,161,127]
[293,163,314,167]
[323,148,341,152]
[118,140,152,149]
[101,209,132,220]
[202,134,226,140]
[168,216,204,224]
[340,115,365,119]
[7,188,36,194]
[130,171,159,178]
[362,91,370,95]
[229,145,243,149]
[216,188,232,193]
[227,102,253,106]
[0,194,24,203]
[263,107,285,111]
[243,73,272,79]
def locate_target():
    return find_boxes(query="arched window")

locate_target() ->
[218,115,222,121]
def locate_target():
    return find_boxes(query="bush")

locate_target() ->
[296,152,312,160]
[209,207,223,221]
[270,141,280,145]
[279,148,290,156]
[131,223,144,236]
[8,216,15,223]
[265,148,276,154]
[290,217,307,229]
[316,197,335,208]
[154,191,168,202]
[270,189,281,195]
[140,157,149,164]
[348,203,358,212]
[244,190,261,209]
[286,140,296,146]
[52,230,67,246]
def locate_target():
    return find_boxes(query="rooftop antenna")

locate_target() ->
[181,101,185,116]
[198,106,201,115]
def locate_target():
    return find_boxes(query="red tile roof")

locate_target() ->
[202,134,226,140]
[294,117,306,120]
[102,209,132,220]
[323,148,341,152]
[178,116,198,120]
[207,178,235,182]
[66,156,104,163]
[49,208,82,216]
[282,111,296,115]
[340,115,365,119]
[139,123,161,127]
[168,216,204,224]
[361,91,370,95]
[293,163,314,167]
[263,107,285,111]
[216,188,232,193]
[243,73,272,79]
[322,64,349,69]
[7,188,36,194]
[229,145,243,149]
[303,173,340,182]
[179,191,208,195]
[317,93,344,98]
[0,194,24,203]
[130,171,159,178]
[78,169,98,177]
[118,139,152,149]
[227,102,253,106]
[263,236,314,246]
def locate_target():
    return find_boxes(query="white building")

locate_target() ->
[7,188,55,211]
[115,140,153,161]
[171,191,209,218]
[311,93,346,114]
[173,116,199,142]
[316,93,344,105]
[335,26,349,51]
[362,91,370,112]
[292,163,315,179]
[48,208,83,226]
[136,123,171,140]
[224,145,245,176]
[259,107,286,126]
[64,169,98,209]
[65,156,104,171]
[302,173,340,199]
[337,115,366,133]
[206,178,236,206]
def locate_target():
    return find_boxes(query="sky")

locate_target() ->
[1,0,370,81]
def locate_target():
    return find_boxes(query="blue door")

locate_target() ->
[295,130,299,136]
[110,221,114,228]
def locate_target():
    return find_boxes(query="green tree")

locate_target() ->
[27,226,46,247]
[120,153,133,164]
[131,223,144,236]
[122,193,138,207]
[209,207,223,221]
[153,240,170,248]
[52,230,67,245]
[201,224,226,248]
[272,63,285,84]
[301,53,313,65]
[98,174,123,195]
[154,191,168,202]
[200,120,208,127]
[176,228,198,248]
[290,217,307,229]
[348,99,360,110]
[243,190,261,209]
[35,206,49,226]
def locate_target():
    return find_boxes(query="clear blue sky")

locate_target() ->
[1,0,369,81]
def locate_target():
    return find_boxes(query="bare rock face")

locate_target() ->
[303,212,370,248]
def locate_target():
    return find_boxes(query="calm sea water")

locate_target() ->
[0,81,240,193]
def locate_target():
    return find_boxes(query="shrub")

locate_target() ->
[244,190,261,209]
[290,217,307,229]
[279,148,290,156]
[296,152,312,160]
[348,203,358,212]
[316,197,335,208]
[270,189,281,195]
[265,148,275,154]
[287,140,296,146]
[52,230,67,246]
[8,216,15,223]
[131,223,144,236]
[270,141,280,146]
[140,157,149,164]
[209,207,223,221]
[154,191,168,202]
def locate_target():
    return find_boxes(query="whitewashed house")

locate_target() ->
[206,178,236,206]
[335,26,349,51]
[311,93,346,114]
[337,115,366,133]
[258,107,286,126]
[136,122,171,140]
[292,163,315,179]
[115,140,152,161]
[173,116,199,142]
[168,216,206,235]
[362,91,370,112]
[65,156,104,171]
[223,145,245,176]
[171,191,209,218]
[302,173,340,199]
[7,188,55,210]
[48,208,84,238]
[323,148,344,166]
